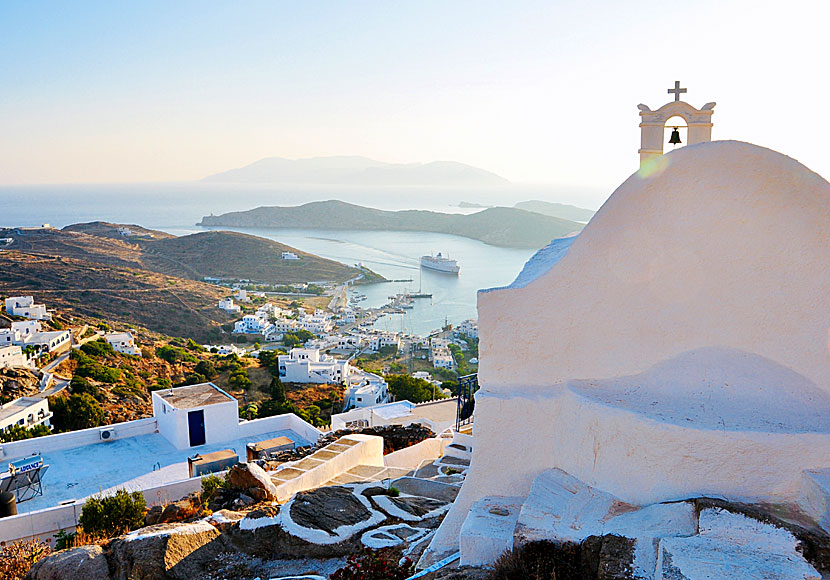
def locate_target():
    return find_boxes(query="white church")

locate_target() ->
[422,83,830,579]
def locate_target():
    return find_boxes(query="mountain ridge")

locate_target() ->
[199,201,584,249]
[202,155,510,186]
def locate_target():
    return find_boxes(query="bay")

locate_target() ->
[1,183,542,335]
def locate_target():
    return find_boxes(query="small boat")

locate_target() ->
[420,252,460,274]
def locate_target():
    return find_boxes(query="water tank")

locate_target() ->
[0,491,17,518]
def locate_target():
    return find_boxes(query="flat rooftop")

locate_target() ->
[10,426,313,514]
[0,397,43,422]
[154,382,235,409]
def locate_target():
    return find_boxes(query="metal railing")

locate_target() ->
[455,373,478,431]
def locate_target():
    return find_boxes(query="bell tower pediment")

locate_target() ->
[638,82,715,167]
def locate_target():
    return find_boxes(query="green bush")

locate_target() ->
[49,393,104,432]
[0,423,51,443]
[385,374,447,404]
[69,376,101,399]
[200,474,225,504]
[79,489,146,538]
[80,339,115,358]
[228,368,251,390]
[156,345,198,364]
[193,360,217,379]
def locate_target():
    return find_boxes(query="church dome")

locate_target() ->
[479,140,830,393]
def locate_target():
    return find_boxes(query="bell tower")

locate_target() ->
[638,81,715,167]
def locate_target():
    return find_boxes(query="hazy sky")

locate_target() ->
[1,1,828,205]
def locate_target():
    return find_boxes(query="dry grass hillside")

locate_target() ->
[0,252,234,341]
[1,223,374,285]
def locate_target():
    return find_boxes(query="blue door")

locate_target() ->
[188,410,206,446]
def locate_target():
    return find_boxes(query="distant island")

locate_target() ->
[198,200,584,249]
[202,155,510,187]
[514,200,596,223]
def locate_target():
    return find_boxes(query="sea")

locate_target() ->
[0,182,578,336]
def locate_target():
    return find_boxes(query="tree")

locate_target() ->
[385,374,446,404]
[193,360,217,379]
[268,376,286,402]
[50,393,104,432]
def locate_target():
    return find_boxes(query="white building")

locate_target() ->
[218,297,241,313]
[343,372,389,410]
[105,332,141,356]
[28,330,71,354]
[152,383,241,449]
[456,319,478,339]
[235,289,249,302]
[0,345,30,369]
[0,321,70,354]
[281,251,299,260]
[278,348,351,384]
[0,397,52,433]
[5,296,51,321]
[234,313,269,334]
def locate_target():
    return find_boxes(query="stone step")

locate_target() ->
[655,508,821,580]
[459,496,525,567]
[798,468,830,533]
[443,442,473,461]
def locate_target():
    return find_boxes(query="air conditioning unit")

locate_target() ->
[99,428,115,441]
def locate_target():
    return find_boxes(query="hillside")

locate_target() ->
[202,155,509,186]
[142,230,380,284]
[199,201,584,248]
[0,251,233,341]
[514,199,596,222]
[1,225,370,285]
[63,221,174,240]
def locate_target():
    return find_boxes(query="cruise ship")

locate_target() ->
[420,252,460,274]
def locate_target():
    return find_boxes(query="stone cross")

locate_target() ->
[668,81,687,102]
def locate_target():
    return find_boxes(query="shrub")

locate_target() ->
[228,368,251,390]
[70,375,101,399]
[387,486,400,497]
[201,474,226,504]
[79,489,147,539]
[0,423,51,443]
[0,539,51,580]
[49,393,104,432]
[488,539,597,580]
[80,339,115,358]
[194,360,217,379]
[156,345,198,364]
[331,548,414,580]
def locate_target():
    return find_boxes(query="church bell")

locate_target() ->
[668,127,682,145]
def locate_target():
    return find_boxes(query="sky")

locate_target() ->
[1,1,828,208]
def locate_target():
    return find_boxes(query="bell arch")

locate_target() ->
[638,85,715,167]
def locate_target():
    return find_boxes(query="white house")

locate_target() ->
[218,297,241,313]
[343,372,389,410]
[0,328,21,347]
[152,383,241,449]
[235,289,250,302]
[281,251,299,260]
[0,397,52,432]
[234,313,269,334]
[105,332,141,356]
[5,296,51,321]
[0,345,30,369]
[278,348,351,384]
[456,319,478,339]
[27,330,71,354]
